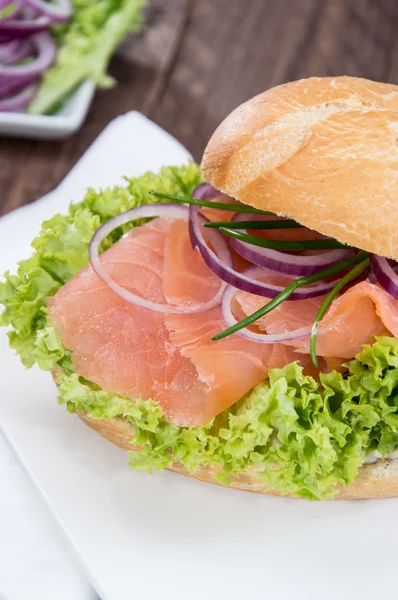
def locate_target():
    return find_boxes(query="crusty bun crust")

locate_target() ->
[78,412,398,500]
[201,76,398,259]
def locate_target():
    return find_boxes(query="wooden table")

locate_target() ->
[1,0,397,216]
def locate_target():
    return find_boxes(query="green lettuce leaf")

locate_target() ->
[53,337,398,500]
[28,0,146,115]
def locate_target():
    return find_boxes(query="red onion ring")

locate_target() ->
[192,182,221,201]
[0,31,55,79]
[19,0,72,23]
[370,255,398,299]
[189,205,337,299]
[230,212,352,276]
[189,183,236,260]
[89,204,231,315]
[221,282,312,344]
[189,207,235,266]
[0,82,37,111]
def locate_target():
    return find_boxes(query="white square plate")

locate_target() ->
[0,113,397,600]
[0,80,95,140]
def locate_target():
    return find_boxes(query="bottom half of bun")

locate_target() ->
[78,413,398,500]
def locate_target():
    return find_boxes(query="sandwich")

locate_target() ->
[1,75,398,500]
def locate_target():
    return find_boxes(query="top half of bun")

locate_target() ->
[201,76,398,259]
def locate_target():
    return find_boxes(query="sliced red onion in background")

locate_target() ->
[221,283,312,344]
[0,38,33,63]
[0,31,55,78]
[192,182,221,201]
[89,204,230,315]
[0,2,69,112]
[11,37,34,62]
[189,205,337,299]
[0,82,37,110]
[0,2,21,20]
[20,0,72,23]
[370,255,398,299]
[0,39,20,60]
[0,76,36,99]
[230,212,352,276]
[0,15,49,37]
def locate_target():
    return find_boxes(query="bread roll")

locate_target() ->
[79,412,398,500]
[202,76,398,259]
[56,77,398,500]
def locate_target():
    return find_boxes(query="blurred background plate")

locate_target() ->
[0,80,95,141]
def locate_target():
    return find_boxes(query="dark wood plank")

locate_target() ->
[150,0,398,160]
[0,0,397,216]
[0,0,190,216]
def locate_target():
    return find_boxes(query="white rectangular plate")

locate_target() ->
[0,433,96,600]
[0,113,397,600]
[0,80,95,140]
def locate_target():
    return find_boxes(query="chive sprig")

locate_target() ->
[309,258,370,366]
[219,227,351,251]
[149,191,270,214]
[203,220,303,230]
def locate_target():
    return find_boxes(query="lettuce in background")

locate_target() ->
[29,0,146,115]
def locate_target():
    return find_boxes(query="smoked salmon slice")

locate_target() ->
[49,214,398,426]
[49,217,302,426]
